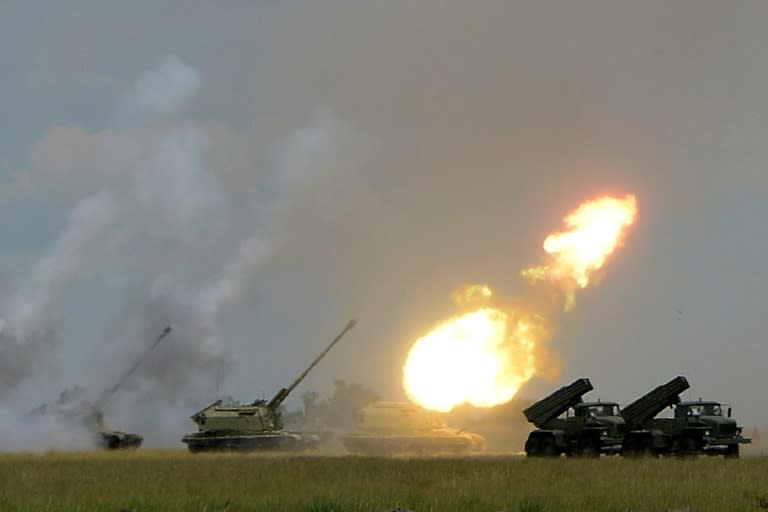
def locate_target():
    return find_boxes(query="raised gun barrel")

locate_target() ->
[267,320,357,410]
[523,378,593,428]
[95,326,173,409]
[620,376,689,427]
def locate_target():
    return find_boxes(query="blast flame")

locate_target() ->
[402,288,543,412]
[526,194,637,288]
[403,194,638,412]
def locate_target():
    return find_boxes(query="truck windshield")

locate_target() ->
[585,405,619,416]
[686,404,722,416]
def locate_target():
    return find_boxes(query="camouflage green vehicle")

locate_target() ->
[621,376,750,458]
[26,326,172,450]
[181,320,356,453]
[340,401,486,456]
[523,378,626,457]
[28,390,143,450]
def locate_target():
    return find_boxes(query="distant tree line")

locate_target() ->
[284,379,380,429]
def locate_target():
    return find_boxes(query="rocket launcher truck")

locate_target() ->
[621,376,750,458]
[523,378,625,457]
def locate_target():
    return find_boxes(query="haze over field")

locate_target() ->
[1,1,768,447]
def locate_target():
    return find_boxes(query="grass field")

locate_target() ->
[1,451,767,512]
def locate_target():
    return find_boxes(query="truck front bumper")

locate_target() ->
[701,435,751,453]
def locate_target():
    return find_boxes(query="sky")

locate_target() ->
[1,1,768,448]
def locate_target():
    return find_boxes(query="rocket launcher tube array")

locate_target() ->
[523,378,594,427]
[620,376,690,427]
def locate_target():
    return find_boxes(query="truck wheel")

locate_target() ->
[541,436,558,457]
[622,437,640,458]
[577,437,600,458]
[678,436,698,458]
[640,437,658,457]
[524,437,542,457]
[724,444,740,459]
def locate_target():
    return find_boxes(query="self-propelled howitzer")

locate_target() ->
[24,326,173,450]
[181,320,357,453]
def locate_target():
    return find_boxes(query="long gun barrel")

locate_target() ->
[95,326,173,408]
[620,376,689,427]
[523,378,593,427]
[267,319,357,410]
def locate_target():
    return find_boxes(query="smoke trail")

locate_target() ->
[4,192,118,339]
[0,56,226,447]
[114,54,201,129]
[197,235,274,322]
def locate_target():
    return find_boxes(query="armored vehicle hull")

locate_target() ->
[181,431,319,453]
[100,431,143,450]
[341,429,485,456]
[340,401,486,456]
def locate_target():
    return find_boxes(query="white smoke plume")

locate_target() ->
[114,54,201,129]
[0,56,228,446]
[0,405,97,453]
[0,51,368,448]
[4,192,118,340]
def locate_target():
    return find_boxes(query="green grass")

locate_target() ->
[0,451,766,511]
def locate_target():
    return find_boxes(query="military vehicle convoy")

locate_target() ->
[523,376,750,458]
[181,320,356,453]
[523,378,626,457]
[621,376,750,458]
[26,326,173,450]
[340,401,486,456]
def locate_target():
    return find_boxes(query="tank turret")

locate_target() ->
[182,320,356,453]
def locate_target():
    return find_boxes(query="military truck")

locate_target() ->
[621,376,750,458]
[181,320,356,453]
[523,378,625,457]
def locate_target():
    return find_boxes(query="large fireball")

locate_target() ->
[403,194,638,412]
[403,288,544,412]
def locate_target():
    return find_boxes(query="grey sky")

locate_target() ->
[1,1,768,447]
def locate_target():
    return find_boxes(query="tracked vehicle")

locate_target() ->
[181,320,356,453]
[621,376,750,458]
[340,401,486,456]
[27,326,173,450]
[523,378,625,457]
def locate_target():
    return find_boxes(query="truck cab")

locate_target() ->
[673,400,749,457]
